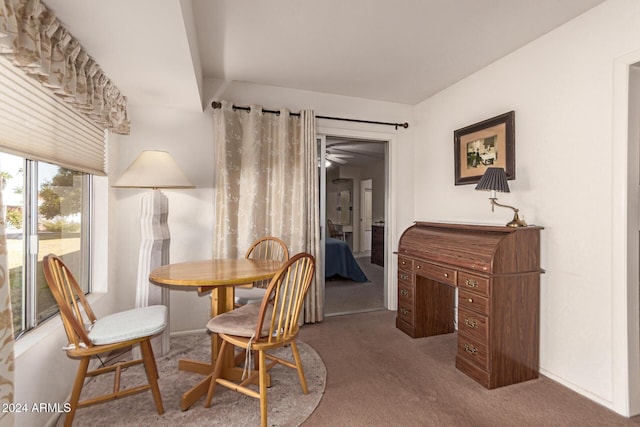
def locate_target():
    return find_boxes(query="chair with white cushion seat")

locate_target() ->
[42,254,166,427]
[234,236,289,306]
[204,252,315,427]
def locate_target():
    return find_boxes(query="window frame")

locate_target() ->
[7,155,93,339]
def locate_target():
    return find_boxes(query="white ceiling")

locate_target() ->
[43,0,605,111]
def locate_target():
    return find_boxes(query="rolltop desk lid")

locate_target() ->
[397,222,543,274]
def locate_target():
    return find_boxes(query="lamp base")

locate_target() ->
[489,198,527,228]
[506,211,527,228]
[135,189,171,356]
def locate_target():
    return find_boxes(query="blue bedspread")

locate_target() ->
[325,237,368,282]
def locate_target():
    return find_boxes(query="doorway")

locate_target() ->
[320,136,388,316]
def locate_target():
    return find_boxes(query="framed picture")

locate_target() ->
[454,111,515,185]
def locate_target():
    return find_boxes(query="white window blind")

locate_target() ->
[0,56,106,176]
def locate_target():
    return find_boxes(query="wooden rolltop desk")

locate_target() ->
[396,222,543,389]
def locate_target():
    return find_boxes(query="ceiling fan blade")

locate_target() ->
[328,142,386,156]
[327,155,348,164]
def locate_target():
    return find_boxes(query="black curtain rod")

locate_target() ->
[211,101,409,129]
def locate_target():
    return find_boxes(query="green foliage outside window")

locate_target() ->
[39,168,82,220]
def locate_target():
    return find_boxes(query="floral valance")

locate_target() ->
[0,0,130,134]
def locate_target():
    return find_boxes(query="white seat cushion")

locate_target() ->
[234,287,267,306]
[207,302,273,337]
[88,305,167,345]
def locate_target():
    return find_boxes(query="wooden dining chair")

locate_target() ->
[234,236,289,306]
[42,254,167,427]
[204,252,316,427]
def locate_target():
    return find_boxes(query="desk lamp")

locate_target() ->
[475,167,526,227]
[113,150,195,354]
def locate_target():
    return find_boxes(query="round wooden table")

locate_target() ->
[150,258,285,410]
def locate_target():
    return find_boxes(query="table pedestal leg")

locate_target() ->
[178,287,233,410]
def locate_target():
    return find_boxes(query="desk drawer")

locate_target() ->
[398,282,413,302]
[457,335,489,370]
[398,256,413,272]
[457,272,489,297]
[397,303,415,326]
[415,262,456,286]
[458,308,488,344]
[398,270,412,286]
[458,289,489,315]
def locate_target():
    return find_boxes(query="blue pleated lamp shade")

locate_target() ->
[475,167,510,193]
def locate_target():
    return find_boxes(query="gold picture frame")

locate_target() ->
[454,111,515,185]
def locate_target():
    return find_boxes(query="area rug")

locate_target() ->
[61,333,326,426]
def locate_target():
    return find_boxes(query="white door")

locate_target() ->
[360,179,372,251]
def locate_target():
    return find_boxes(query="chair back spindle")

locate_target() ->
[255,253,315,343]
[244,236,289,289]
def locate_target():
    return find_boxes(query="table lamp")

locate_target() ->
[113,150,195,355]
[475,167,526,227]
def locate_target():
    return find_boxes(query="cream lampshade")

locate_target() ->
[113,150,194,189]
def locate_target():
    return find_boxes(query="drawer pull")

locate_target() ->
[400,289,409,297]
[465,278,478,288]
[467,298,473,303]
[464,343,478,355]
[401,261,406,266]
[400,308,409,315]
[464,318,478,328]
[416,265,421,269]
[443,273,449,278]
[399,274,409,281]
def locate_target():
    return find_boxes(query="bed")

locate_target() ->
[325,237,368,282]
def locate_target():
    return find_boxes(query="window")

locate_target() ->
[1,152,92,337]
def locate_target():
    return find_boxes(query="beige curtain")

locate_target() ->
[0,177,14,426]
[213,101,323,322]
[0,0,130,134]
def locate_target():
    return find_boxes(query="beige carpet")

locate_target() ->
[299,310,640,427]
[60,333,326,426]
[324,253,385,316]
